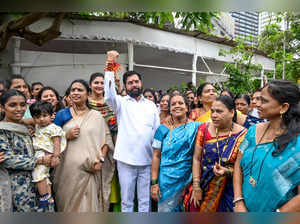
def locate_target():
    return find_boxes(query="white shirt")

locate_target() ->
[104,72,160,166]
[249,108,260,118]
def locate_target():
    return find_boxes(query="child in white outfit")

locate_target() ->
[29,101,66,211]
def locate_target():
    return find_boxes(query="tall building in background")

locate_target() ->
[231,12,259,45]
[211,12,235,39]
[259,12,285,34]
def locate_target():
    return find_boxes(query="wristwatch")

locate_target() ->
[99,156,105,163]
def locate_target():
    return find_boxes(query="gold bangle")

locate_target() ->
[193,185,202,191]
[193,184,200,188]
[226,167,233,177]
[193,181,200,185]
[193,183,201,188]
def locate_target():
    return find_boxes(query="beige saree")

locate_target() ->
[53,110,114,212]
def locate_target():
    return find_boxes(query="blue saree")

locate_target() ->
[152,121,201,212]
[243,114,264,129]
[53,108,72,127]
[240,124,300,212]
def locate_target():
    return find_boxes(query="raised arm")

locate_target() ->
[104,50,122,113]
[104,71,121,113]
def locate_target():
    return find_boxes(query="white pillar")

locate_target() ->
[11,38,21,75]
[192,54,198,87]
[127,42,134,71]
[261,68,265,87]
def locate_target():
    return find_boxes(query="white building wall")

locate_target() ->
[20,50,127,95]
[0,18,275,92]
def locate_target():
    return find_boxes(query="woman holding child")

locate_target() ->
[0,90,58,212]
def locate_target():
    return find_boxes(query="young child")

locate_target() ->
[29,101,66,211]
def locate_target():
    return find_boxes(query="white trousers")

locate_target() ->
[117,161,151,212]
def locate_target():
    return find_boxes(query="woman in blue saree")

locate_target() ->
[233,80,300,212]
[151,94,201,212]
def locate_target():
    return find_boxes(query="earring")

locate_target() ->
[280,112,284,119]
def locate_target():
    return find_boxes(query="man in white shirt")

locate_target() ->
[249,88,262,118]
[105,70,160,212]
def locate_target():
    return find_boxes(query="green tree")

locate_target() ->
[258,12,300,82]
[78,12,217,33]
[0,12,218,51]
[219,37,262,94]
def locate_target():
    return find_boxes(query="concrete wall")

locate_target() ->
[0,39,14,81]
[19,50,227,94]
[136,67,227,91]
[20,50,128,95]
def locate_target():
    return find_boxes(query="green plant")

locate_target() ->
[258,12,300,82]
[219,37,262,94]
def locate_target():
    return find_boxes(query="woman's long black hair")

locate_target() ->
[215,96,237,123]
[37,86,65,113]
[235,94,251,106]
[266,80,300,156]
[0,89,26,121]
[196,82,213,108]
[168,93,190,118]
[69,79,92,109]
[143,88,157,104]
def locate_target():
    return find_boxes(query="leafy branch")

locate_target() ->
[219,37,262,94]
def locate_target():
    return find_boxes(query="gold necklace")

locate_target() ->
[215,123,233,165]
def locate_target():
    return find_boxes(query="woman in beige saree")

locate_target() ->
[53,79,114,212]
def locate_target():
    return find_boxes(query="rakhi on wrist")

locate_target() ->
[105,61,121,72]
[105,50,121,72]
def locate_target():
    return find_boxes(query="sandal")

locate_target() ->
[38,193,55,212]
